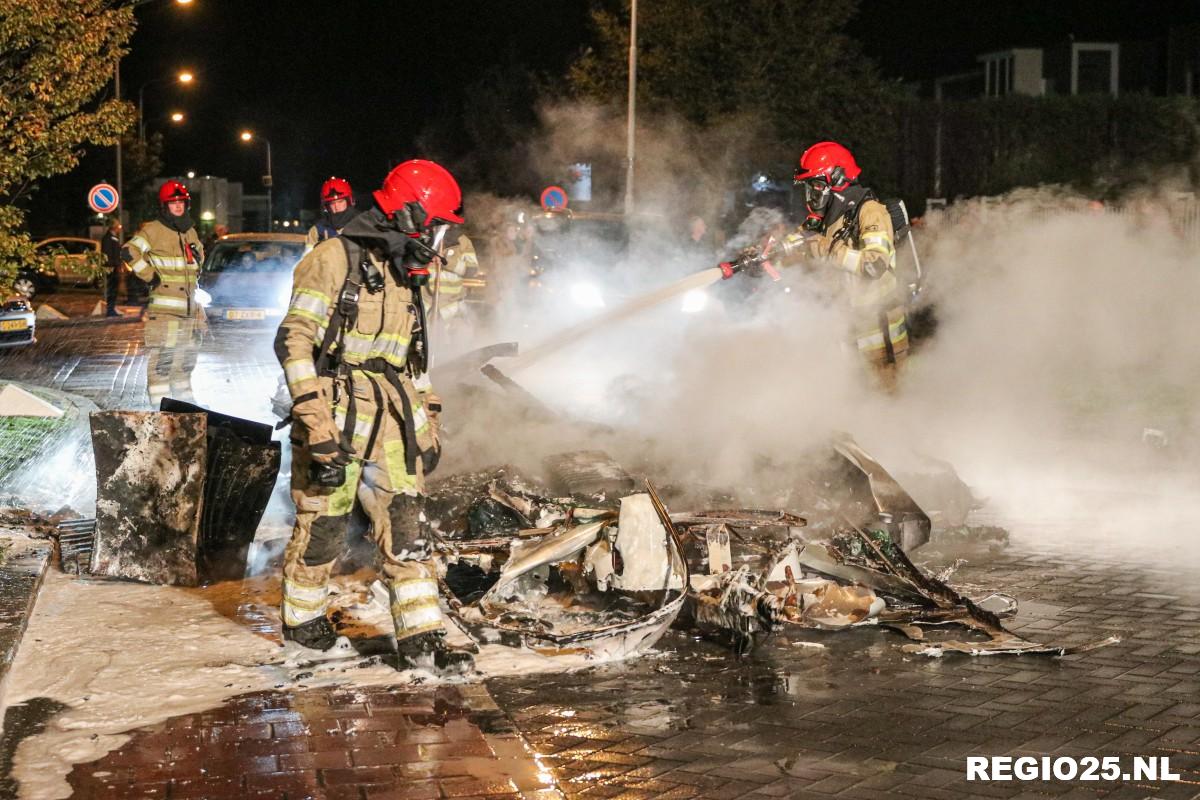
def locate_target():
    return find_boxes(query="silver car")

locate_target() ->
[0,296,35,348]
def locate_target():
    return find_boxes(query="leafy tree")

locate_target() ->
[417,58,550,197]
[121,130,164,225]
[568,0,900,188]
[0,0,135,288]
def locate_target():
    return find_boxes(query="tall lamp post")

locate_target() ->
[138,69,194,143]
[240,131,273,232]
[624,0,637,215]
[114,0,196,225]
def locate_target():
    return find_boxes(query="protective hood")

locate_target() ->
[821,184,873,231]
[158,208,195,234]
[324,204,361,232]
[339,206,416,271]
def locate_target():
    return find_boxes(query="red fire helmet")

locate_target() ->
[320,177,354,207]
[158,180,191,205]
[373,160,464,225]
[794,141,861,190]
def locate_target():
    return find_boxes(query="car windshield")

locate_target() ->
[204,241,304,274]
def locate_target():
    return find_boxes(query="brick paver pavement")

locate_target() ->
[65,684,560,800]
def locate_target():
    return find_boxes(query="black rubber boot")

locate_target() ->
[283,616,338,651]
[396,631,475,675]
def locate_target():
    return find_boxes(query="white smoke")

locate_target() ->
[438,103,1200,566]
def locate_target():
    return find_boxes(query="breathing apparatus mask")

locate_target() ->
[385,201,450,288]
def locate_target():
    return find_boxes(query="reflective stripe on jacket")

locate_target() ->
[125,220,204,318]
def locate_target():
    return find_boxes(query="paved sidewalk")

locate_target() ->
[65,684,560,800]
[0,535,51,693]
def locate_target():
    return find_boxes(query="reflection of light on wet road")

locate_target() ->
[191,323,282,426]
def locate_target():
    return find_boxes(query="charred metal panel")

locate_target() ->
[89,411,207,586]
[160,399,281,581]
[544,450,635,499]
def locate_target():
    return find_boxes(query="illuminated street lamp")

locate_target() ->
[170,111,185,123]
[115,0,196,224]
[239,130,273,232]
[139,70,196,143]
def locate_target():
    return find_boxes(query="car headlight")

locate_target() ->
[194,287,212,308]
[570,282,605,309]
[680,289,708,314]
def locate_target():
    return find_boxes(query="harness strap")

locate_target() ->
[878,310,897,365]
[339,378,358,455]
[382,363,421,474]
[315,238,364,377]
[363,374,386,459]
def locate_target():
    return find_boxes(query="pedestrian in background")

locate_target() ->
[100,218,123,317]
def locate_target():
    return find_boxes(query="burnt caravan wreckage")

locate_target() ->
[424,443,1115,661]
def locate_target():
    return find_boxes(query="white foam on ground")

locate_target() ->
[3,570,632,799]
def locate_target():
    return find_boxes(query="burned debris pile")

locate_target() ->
[423,442,1115,660]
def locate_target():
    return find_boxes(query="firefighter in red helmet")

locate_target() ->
[274,159,471,674]
[753,141,909,387]
[304,177,361,253]
[122,180,205,405]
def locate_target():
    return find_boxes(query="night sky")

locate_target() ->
[29,0,1198,233]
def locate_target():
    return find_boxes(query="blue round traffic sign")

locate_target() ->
[88,183,120,214]
[540,185,568,210]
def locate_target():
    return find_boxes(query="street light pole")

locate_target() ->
[114,63,124,227]
[138,83,146,144]
[139,71,193,144]
[240,130,273,231]
[624,0,637,215]
[265,138,273,233]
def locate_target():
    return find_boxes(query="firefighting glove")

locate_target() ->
[861,255,888,280]
[307,440,350,487]
[735,247,764,278]
[401,237,437,289]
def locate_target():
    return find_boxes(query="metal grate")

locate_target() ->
[57,518,96,575]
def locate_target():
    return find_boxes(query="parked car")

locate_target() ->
[0,296,35,348]
[34,237,102,285]
[197,233,307,325]
[11,263,59,300]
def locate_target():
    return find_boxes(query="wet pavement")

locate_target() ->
[24,542,1200,800]
[0,537,50,695]
[2,293,1200,798]
[63,684,559,800]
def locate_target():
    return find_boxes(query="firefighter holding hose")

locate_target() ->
[724,141,909,388]
[274,160,472,675]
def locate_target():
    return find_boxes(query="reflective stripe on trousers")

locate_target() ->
[389,576,443,638]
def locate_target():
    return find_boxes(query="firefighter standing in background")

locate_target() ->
[424,231,476,322]
[275,159,472,674]
[305,177,361,253]
[123,180,206,406]
[737,141,908,388]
